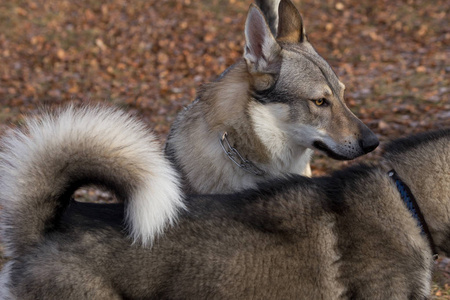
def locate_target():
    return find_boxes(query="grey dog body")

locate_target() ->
[4,129,449,299]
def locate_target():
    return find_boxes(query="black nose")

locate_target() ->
[359,132,379,154]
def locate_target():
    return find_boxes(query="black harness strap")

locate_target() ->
[388,169,438,260]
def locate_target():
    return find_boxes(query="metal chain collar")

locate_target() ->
[219,132,265,176]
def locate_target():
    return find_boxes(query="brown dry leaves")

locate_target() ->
[0,0,448,141]
[0,0,248,135]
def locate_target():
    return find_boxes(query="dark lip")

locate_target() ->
[313,141,351,161]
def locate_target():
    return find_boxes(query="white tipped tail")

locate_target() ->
[0,105,185,256]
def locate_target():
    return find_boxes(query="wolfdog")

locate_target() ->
[0,104,448,299]
[165,0,379,194]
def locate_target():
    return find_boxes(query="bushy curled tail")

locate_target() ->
[0,105,185,257]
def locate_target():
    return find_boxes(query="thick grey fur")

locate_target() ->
[0,104,448,299]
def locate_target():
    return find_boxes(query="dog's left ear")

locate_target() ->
[277,0,306,43]
[255,0,280,36]
[244,4,281,75]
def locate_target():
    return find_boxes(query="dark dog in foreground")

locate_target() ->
[0,105,448,299]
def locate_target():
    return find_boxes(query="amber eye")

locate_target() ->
[314,98,326,106]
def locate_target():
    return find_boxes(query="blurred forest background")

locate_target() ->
[0,0,449,297]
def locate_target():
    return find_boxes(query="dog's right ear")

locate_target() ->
[277,0,305,43]
[244,4,281,75]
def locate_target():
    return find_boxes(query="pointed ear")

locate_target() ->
[244,4,281,74]
[255,0,280,36]
[277,0,305,43]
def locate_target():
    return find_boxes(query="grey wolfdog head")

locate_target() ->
[242,0,379,160]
